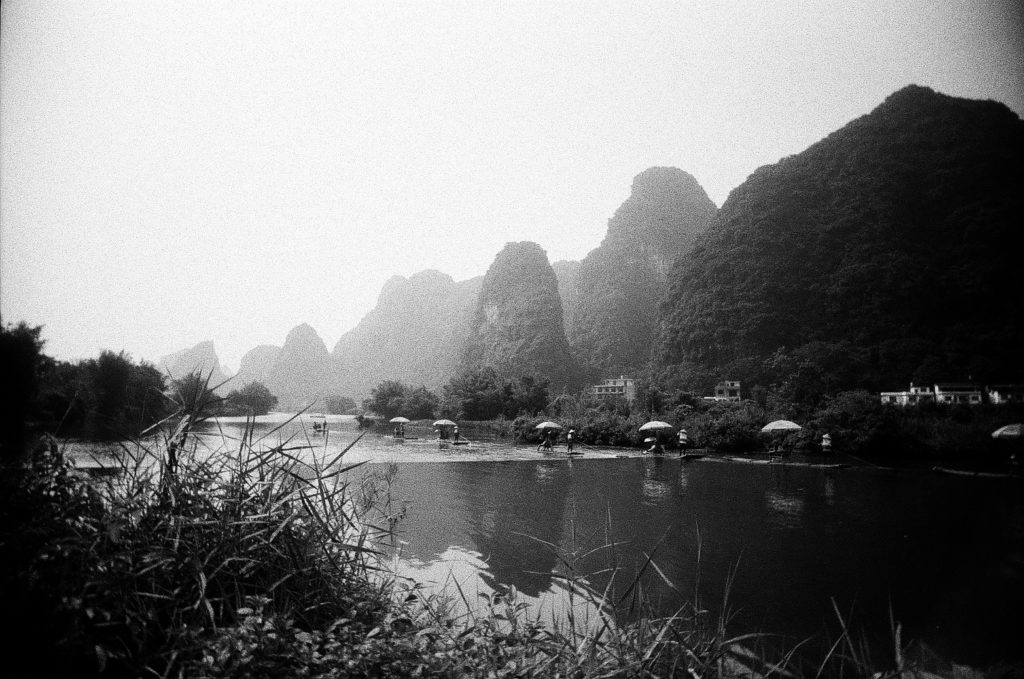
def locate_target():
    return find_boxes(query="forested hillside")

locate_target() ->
[461,241,580,390]
[658,85,1024,396]
[567,167,716,378]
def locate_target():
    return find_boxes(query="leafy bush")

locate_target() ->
[221,381,278,416]
[685,400,768,453]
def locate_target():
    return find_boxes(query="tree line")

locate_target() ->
[0,323,280,454]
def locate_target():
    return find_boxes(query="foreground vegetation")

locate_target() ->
[7,394,1008,677]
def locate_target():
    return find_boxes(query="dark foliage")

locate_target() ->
[41,349,166,441]
[0,322,49,462]
[441,367,551,420]
[362,381,440,420]
[222,381,278,416]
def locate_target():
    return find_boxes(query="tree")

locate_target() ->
[223,382,278,416]
[403,386,439,420]
[501,374,550,418]
[363,381,408,419]
[80,351,166,440]
[0,322,48,462]
[169,371,220,420]
[325,395,357,415]
[443,368,504,420]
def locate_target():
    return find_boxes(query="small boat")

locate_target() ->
[932,466,1020,479]
[680,453,705,461]
[451,440,470,446]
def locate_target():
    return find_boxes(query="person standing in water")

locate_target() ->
[566,429,575,454]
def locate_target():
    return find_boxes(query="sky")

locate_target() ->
[2,1,1022,372]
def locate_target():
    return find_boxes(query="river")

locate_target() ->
[72,413,1024,666]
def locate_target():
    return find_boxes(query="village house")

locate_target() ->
[933,383,984,405]
[879,382,1023,405]
[880,383,937,406]
[702,380,742,402]
[591,377,636,402]
[714,380,742,402]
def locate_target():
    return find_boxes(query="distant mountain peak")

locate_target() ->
[159,340,231,393]
[462,241,579,389]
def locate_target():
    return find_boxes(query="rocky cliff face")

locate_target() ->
[159,341,231,393]
[551,260,581,337]
[461,241,579,390]
[565,167,717,377]
[265,324,332,411]
[331,270,482,400]
[232,345,281,390]
[657,85,1024,391]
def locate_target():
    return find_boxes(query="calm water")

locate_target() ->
[79,414,1024,665]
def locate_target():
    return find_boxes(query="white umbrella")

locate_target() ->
[639,421,674,432]
[433,419,456,427]
[992,423,1022,439]
[389,416,410,424]
[535,421,563,430]
[761,420,801,433]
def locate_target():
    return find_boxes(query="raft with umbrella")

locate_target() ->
[535,421,562,452]
[389,416,415,439]
[639,421,674,454]
[433,419,469,445]
[760,419,801,455]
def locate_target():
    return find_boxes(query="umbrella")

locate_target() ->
[433,419,456,427]
[992,423,1023,439]
[389,417,410,424]
[761,420,801,433]
[639,421,674,432]
[535,421,563,430]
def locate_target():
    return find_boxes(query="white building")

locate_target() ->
[933,383,983,405]
[880,383,936,406]
[591,377,636,402]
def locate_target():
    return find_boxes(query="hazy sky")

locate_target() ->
[3,1,1022,371]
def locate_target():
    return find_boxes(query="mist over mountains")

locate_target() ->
[160,85,1022,411]
[331,270,481,399]
[565,167,717,378]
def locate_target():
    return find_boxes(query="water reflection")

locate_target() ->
[765,489,805,528]
[641,459,670,504]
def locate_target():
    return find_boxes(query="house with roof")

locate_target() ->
[591,377,636,402]
[933,383,984,405]
[880,383,936,406]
